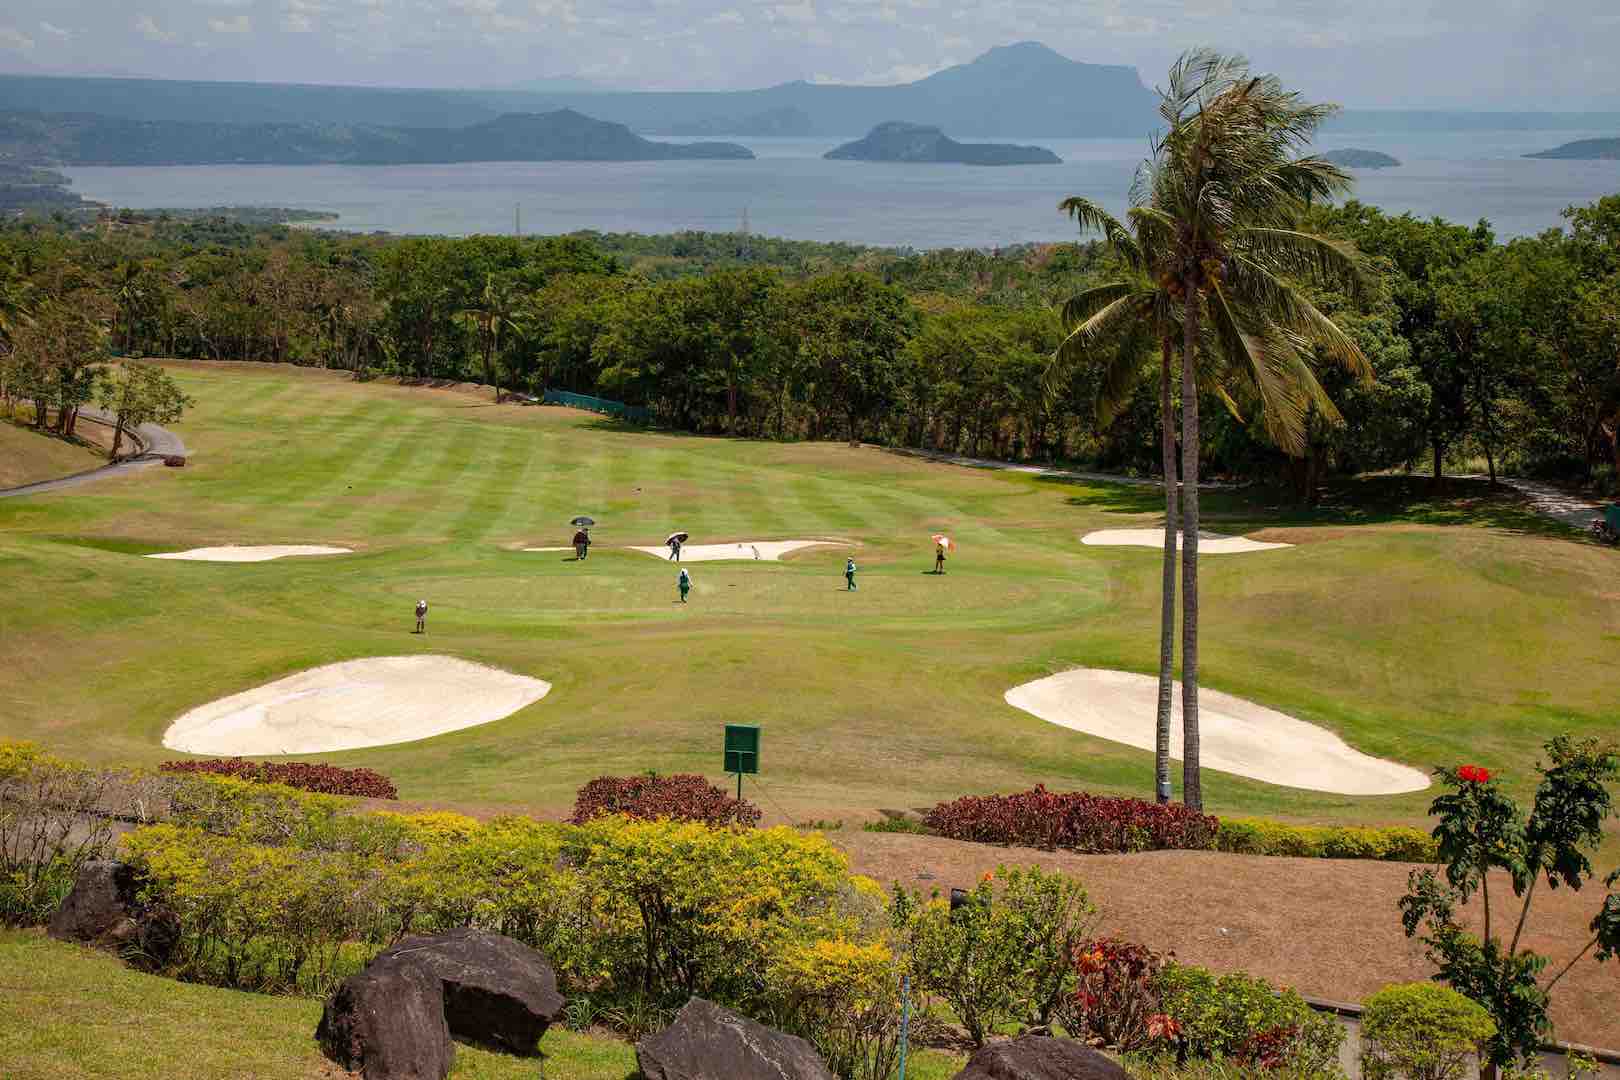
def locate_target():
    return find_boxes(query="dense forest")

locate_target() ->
[2,196,1617,498]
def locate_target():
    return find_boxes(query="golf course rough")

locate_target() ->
[162,655,552,755]
[1005,668,1430,795]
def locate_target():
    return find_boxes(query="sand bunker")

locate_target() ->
[1005,668,1428,795]
[163,655,551,755]
[148,545,353,563]
[628,541,833,562]
[1082,529,1290,554]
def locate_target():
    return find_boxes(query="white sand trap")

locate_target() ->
[1005,668,1428,795]
[627,541,833,562]
[147,545,353,563]
[1083,529,1291,554]
[163,655,551,755]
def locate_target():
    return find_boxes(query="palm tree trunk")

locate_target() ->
[1180,290,1204,812]
[1156,336,1179,805]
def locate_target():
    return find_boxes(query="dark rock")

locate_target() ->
[317,957,453,1080]
[953,1036,1129,1080]
[637,997,836,1080]
[47,860,138,947]
[370,928,563,1056]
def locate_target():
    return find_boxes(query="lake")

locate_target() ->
[64,130,1620,248]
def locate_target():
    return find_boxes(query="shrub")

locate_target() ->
[1158,964,1345,1071]
[1216,818,1437,863]
[160,758,398,800]
[924,786,1218,853]
[0,741,121,926]
[1360,983,1495,1080]
[1062,938,1171,1051]
[570,773,762,828]
[768,937,903,1080]
[563,816,866,1008]
[861,817,928,834]
[1125,1052,1346,1080]
[898,865,1097,1046]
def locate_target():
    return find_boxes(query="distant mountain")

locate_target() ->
[0,109,753,166]
[501,43,1158,137]
[826,122,1060,165]
[1524,137,1620,160]
[0,44,1157,139]
[1321,148,1401,169]
[666,107,814,137]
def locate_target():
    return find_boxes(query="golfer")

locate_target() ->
[845,557,858,591]
[573,529,591,561]
[414,599,428,634]
[668,536,683,561]
[678,567,691,603]
[934,542,947,574]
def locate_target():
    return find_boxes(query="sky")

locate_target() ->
[1,0,1617,110]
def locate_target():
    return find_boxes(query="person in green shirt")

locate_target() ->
[844,557,857,591]
[678,567,691,603]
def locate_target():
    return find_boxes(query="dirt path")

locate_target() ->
[1497,476,1610,530]
[837,831,1620,1052]
[0,408,188,500]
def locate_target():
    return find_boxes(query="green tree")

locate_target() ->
[1056,50,1369,807]
[95,362,194,460]
[790,272,915,446]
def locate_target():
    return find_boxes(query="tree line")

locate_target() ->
[1,193,1616,497]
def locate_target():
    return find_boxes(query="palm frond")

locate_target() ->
[1223,254,1372,378]
[1059,282,1136,330]
[1059,197,1143,269]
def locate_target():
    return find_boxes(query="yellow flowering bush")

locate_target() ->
[768,937,904,1080]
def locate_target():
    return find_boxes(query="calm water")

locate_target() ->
[64,130,1620,247]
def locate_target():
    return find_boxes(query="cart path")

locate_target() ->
[1497,476,1609,530]
[0,409,188,499]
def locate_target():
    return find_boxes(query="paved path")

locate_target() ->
[0,409,188,500]
[1496,475,1609,530]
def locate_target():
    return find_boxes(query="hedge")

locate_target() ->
[160,758,398,800]
[924,786,1219,854]
[570,773,761,828]
[1214,817,1437,863]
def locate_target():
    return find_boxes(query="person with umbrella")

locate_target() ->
[845,556,858,591]
[571,515,595,561]
[666,531,688,561]
[932,533,954,574]
[678,566,692,603]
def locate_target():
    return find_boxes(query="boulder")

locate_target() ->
[637,997,836,1080]
[317,957,453,1080]
[953,1036,1129,1080]
[372,928,564,1056]
[48,860,139,947]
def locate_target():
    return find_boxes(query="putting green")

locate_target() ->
[2,361,1616,827]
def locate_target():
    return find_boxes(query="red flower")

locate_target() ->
[1457,765,1492,784]
[1147,1013,1181,1039]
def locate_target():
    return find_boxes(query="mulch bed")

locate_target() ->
[837,831,1620,1052]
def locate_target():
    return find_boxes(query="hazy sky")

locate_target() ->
[1,0,1617,109]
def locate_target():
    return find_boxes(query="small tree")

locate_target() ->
[96,362,193,460]
[1361,982,1497,1080]
[1400,737,1620,1074]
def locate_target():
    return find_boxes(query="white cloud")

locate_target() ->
[134,13,179,43]
[209,14,253,32]
[0,26,35,52]
[39,20,71,40]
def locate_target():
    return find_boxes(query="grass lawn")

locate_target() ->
[0,930,965,1079]
[0,416,109,489]
[2,361,1618,831]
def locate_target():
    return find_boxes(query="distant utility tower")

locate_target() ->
[739,205,751,257]
[515,203,522,237]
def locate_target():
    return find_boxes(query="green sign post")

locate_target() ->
[723,723,760,801]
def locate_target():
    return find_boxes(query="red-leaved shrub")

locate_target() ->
[1062,938,1172,1051]
[159,758,398,799]
[570,773,762,828]
[923,785,1218,853]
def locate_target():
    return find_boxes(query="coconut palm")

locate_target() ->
[465,274,525,401]
[1056,49,1371,809]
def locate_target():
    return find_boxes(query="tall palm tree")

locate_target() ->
[465,275,524,401]
[1056,50,1371,809]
